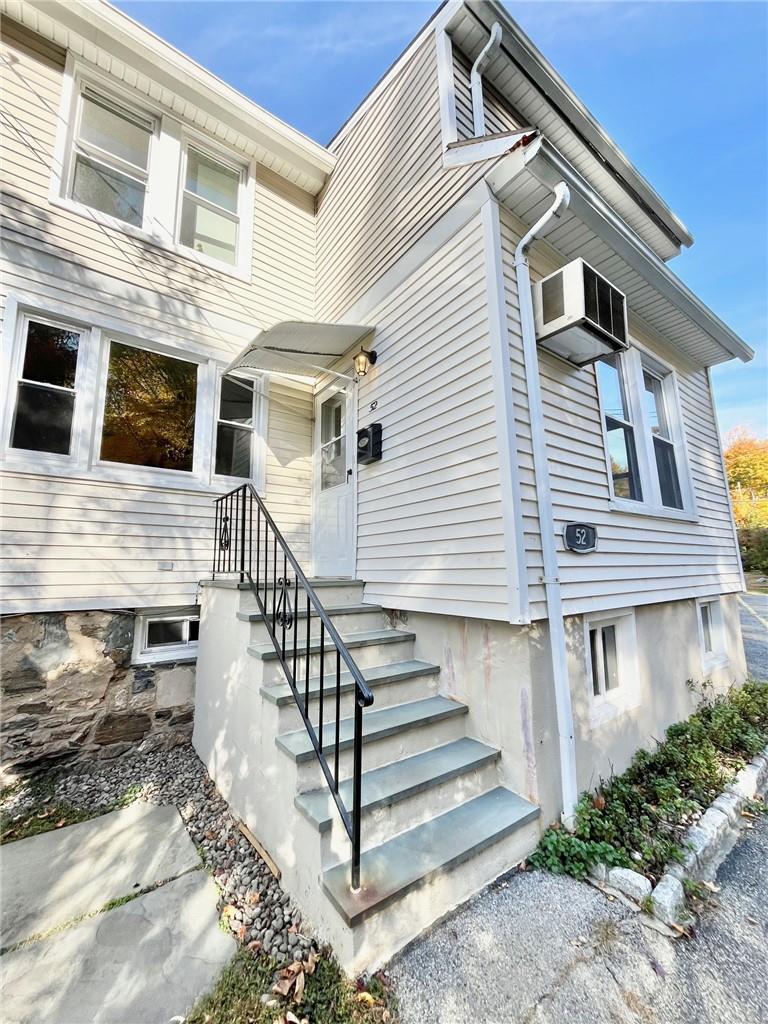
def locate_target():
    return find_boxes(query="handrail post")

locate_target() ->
[239,485,247,583]
[351,699,364,891]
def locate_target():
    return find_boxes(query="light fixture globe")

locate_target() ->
[354,348,377,377]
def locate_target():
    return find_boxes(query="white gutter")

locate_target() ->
[513,181,580,828]
[470,22,502,136]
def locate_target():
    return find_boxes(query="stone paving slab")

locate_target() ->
[0,870,236,1024]
[1,802,200,948]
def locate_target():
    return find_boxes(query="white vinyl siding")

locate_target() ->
[317,35,502,323]
[498,206,742,620]
[0,23,314,614]
[354,215,511,620]
[453,46,520,141]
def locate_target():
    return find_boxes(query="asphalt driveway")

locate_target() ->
[740,591,767,680]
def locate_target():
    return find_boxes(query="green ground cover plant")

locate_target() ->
[0,778,142,844]
[529,680,768,882]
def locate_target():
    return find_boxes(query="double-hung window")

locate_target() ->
[596,355,642,501]
[9,317,83,457]
[596,348,691,516]
[179,146,242,266]
[69,89,153,228]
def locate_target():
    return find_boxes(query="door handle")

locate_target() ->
[346,468,353,479]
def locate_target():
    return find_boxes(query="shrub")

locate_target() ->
[739,527,768,573]
[529,681,768,881]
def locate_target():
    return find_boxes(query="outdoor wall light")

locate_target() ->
[353,348,377,377]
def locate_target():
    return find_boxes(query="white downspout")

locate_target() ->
[513,181,580,828]
[470,22,502,137]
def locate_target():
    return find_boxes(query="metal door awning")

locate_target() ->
[225,321,374,380]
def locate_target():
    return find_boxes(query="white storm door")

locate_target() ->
[312,384,355,577]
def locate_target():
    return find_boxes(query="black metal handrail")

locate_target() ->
[211,482,374,890]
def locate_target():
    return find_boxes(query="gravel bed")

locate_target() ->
[10,744,316,964]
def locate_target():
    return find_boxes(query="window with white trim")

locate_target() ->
[179,146,242,266]
[8,316,84,458]
[133,608,200,664]
[596,348,691,516]
[69,89,153,228]
[57,71,253,277]
[584,609,639,726]
[214,374,260,480]
[697,597,728,673]
[98,339,199,473]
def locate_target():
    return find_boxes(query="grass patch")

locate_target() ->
[529,680,768,882]
[187,948,396,1024]
[0,775,145,845]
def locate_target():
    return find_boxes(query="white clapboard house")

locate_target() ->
[0,0,753,970]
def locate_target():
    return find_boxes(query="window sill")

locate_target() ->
[590,692,641,729]
[701,653,730,675]
[49,195,253,284]
[132,651,198,667]
[608,498,698,524]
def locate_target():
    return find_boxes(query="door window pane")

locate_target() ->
[185,150,239,212]
[72,154,145,227]
[11,383,75,455]
[320,393,345,490]
[605,419,642,500]
[147,619,185,647]
[179,198,237,264]
[100,342,198,471]
[79,93,150,169]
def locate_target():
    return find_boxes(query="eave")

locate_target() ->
[4,0,336,195]
[487,135,753,366]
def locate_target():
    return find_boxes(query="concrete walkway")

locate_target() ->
[0,803,235,1024]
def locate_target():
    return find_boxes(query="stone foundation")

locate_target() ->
[1,610,195,779]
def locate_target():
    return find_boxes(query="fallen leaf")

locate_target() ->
[247,940,262,952]
[284,1013,301,1024]
[356,992,376,1006]
[746,916,758,925]
[304,951,317,975]
[272,977,293,998]
[293,971,305,1004]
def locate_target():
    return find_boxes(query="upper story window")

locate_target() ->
[180,147,241,266]
[70,91,153,228]
[55,71,254,278]
[9,317,84,457]
[596,347,692,517]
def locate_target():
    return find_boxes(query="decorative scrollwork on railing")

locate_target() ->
[275,576,294,629]
[218,514,230,551]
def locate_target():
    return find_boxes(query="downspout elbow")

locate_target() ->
[514,182,570,265]
[470,22,502,137]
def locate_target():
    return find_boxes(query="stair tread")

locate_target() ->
[238,603,382,623]
[262,659,439,706]
[276,695,467,763]
[249,628,414,661]
[296,737,499,831]
[323,787,540,926]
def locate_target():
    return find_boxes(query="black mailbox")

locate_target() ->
[357,423,382,464]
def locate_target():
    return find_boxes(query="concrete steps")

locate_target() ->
[322,787,540,926]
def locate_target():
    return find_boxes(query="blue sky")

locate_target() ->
[115,0,767,438]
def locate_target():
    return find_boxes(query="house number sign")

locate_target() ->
[563,522,597,553]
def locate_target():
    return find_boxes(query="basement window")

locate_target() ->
[697,597,728,673]
[133,608,200,664]
[584,609,639,726]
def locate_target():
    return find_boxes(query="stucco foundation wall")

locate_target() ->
[532,593,748,823]
[1,610,195,778]
[400,609,543,809]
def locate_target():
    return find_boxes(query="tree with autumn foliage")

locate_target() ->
[723,428,768,573]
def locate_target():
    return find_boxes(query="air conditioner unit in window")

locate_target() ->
[532,257,629,367]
